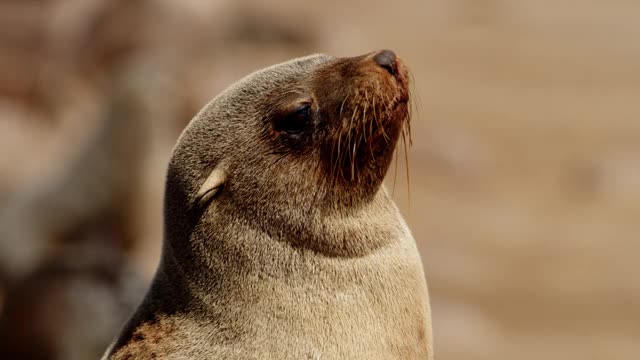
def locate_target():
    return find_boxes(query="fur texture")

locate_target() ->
[104,51,433,359]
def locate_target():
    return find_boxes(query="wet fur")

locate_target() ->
[104,53,433,359]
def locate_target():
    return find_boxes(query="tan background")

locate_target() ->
[0,0,638,359]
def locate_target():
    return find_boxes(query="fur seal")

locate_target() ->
[104,50,433,359]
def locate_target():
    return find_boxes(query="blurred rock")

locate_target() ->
[0,69,149,284]
[0,236,145,360]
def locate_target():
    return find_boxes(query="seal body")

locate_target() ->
[104,51,433,359]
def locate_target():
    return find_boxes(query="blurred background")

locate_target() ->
[0,0,638,359]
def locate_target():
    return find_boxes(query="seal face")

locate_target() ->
[165,50,412,259]
[105,50,432,360]
[265,50,410,208]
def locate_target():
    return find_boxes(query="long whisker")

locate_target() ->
[401,118,411,211]
[391,146,399,197]
[332,90,352,188]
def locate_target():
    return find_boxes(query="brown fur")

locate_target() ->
[110,317,179,360]
[104,51,433,359]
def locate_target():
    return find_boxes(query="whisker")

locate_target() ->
[401,128,411,211]
[392,144,399,197]
[332,90,352,187]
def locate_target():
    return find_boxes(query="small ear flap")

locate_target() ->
[196,166,227,207]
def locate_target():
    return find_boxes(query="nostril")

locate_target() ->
[380,63,396,76]
[373,50,397,76]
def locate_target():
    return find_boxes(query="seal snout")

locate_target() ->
[373,49,398,77]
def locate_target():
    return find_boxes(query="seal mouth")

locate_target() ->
[390,97,409,114]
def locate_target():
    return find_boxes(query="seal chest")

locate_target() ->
[104,50,433,359]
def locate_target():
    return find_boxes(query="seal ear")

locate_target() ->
[196,166,227,207]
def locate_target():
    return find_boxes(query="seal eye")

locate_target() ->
[273,104,310,135]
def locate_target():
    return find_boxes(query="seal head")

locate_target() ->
[166,50,410,261]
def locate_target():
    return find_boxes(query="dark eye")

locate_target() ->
[272,104,310,135]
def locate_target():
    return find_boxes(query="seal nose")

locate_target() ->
[373,50,397,76]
